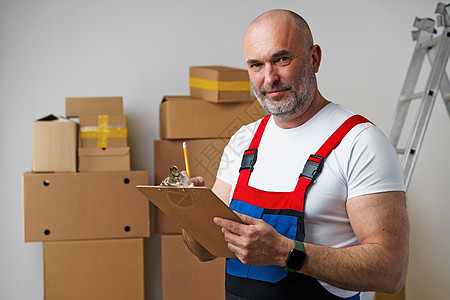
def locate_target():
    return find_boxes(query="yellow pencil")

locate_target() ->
[183,142,191,178]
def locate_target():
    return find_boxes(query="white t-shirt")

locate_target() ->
[217,103,405,298]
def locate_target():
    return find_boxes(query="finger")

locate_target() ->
[187,175,205,186]
[214,217,248,236]
[222,226,243,246]
[234,211,259,225]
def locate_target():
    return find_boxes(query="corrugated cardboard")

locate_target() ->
[161,235,225,300]
[65,96,123,117]
[190,66,251,102]
[32,115,77,173]
[79,115,128,148]
[78,147,130,172]
[159,96,266,139]
[44,239,145,300]
[23,170,149,242]
[153,139,228,233]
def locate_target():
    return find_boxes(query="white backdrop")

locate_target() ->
[0,1,448,299]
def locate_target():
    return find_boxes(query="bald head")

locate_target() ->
[244,9,313,52]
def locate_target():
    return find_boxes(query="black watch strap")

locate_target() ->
[284,240,306,272]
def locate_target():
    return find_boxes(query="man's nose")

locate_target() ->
[264,63,280,86]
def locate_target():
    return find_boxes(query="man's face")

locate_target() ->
[243,17,317,119]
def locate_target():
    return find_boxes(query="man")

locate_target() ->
[182,9,409,300]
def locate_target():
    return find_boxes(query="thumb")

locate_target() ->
[234,211,259,225]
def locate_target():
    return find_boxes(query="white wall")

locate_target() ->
[0,0,447,299]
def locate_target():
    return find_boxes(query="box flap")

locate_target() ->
[37,114,58,121]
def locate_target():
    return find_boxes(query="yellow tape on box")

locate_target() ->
[80,115,128,148]
[189,77,250,92]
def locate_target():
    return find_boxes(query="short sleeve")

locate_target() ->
[346,126,405,199]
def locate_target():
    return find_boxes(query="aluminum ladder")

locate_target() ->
[388,2,450,189]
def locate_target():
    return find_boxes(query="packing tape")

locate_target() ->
[189,77,250,92]
[80,115,128,148]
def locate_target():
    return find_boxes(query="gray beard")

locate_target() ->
[252,60,316,119]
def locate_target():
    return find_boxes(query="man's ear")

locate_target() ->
[310,44,322,73]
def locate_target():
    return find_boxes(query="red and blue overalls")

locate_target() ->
[225,114,370,300]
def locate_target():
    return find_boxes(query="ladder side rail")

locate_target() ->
[402,27,450,188]
[427,45,450,117]
[388,32,432,147]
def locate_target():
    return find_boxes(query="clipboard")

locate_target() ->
[136,185,243,258]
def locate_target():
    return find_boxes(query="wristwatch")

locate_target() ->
[284,240,306,272]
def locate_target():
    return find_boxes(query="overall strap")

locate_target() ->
[294,115,372,194]
[237,115,271,186]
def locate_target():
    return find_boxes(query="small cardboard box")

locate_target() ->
[79,115,128,148]
[154,139,228,233]
[44,238,146,300]
[161,234,225,300]
[190,66,251,102]
[159,96,266,139]
[32,115,77,173]
[65,96,123,117]
[23,170,149,242]
[78,147,130,172]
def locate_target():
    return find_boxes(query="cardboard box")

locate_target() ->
[32,115,77,173]
[159,96,266,139]
[44,238,145,300]
[23,170,150,242]
[79,115,128,148]
[65,96,123,117]
[190,66,251,102]
[154,139,228,233]
[161,235,225,300]
[78,147,130,172]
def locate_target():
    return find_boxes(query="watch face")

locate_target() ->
[286,248,306,271]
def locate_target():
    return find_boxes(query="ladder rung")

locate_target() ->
[400,92,424,102]
[396,148,416,155]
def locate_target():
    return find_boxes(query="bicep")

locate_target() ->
[347,191,409,248]
[212,178,232,206]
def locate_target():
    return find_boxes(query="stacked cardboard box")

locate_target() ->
[154,66,265,299]
[66,96,130,171]
[24,97,150,299]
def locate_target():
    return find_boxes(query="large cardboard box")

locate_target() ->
[32,115,77,173]
[23,170,149,242]
[65,96,123,117]
[79,115,128,148]
[154,139,228,233]
[161,234,225,300]
[189,66,251,102]
[159,96,265,139]
[44,238,146,300]
[78,147,130,172]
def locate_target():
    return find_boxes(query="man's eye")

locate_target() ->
[276,57,291,65]
[250,63,263,70]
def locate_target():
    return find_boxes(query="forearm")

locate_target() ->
[299,242,408,293]
[181,228,217,262]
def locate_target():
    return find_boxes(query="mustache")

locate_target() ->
[259,82,292,96]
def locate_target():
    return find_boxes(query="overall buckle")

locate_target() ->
[239,148,258,172]
[300,155,324,181]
